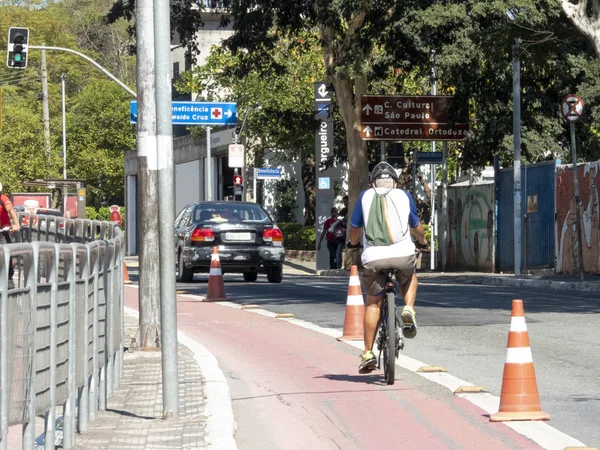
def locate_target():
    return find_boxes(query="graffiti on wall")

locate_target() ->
[441,184,494,272]
[555,162,600,274]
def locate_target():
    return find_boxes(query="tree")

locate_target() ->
[560,0,600,57]
[66,80,136,206]
[177,32,326,224]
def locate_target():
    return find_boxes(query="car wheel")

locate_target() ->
[243,271,258,282]
[267,266,283,283]
[176,250,194,283]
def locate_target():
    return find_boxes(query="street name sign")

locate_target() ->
[360,95,468,141]
[256,168,282,180]
[130,101,237,126]
[228,144,244,168]
[416,151,443,165]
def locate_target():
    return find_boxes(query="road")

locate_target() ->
[169,270,600,448]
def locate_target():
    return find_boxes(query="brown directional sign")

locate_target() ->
[360,95,468,141]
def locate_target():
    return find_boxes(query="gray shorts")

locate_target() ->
[362,254,418,296]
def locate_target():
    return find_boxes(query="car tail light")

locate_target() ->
[191,227,214,242]
[263,227,283,246]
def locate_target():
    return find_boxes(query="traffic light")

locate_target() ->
[233,175,243,186]
[7,27,29,69]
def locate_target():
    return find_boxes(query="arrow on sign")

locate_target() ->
[363,104,373,115]
[363,126,373,137]
[225,110,233,118]
[318,84,328,98]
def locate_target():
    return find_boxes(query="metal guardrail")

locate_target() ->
[0,213,125,450]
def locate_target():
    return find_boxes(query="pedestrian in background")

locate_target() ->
[0,183,21,289]
[317,207,341,269]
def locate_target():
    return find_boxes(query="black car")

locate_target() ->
[174,201,285,283]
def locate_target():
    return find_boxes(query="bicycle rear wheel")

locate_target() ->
[384,290,396,385]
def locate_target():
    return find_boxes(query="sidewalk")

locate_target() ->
[75,314,208,450]
[283,258,600,293]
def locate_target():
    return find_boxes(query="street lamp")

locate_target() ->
[234,102,262,201]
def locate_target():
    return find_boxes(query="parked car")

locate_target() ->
[174,201,285,283]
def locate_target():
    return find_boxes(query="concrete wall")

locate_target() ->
[439,183,495,272]
[555,161,600,274]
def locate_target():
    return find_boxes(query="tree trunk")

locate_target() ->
[301,151,315,225]
[330,75,369,220]
[560,0,600,57]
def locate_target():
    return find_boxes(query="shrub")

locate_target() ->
[274,178,298,223]
[86,206,126,228]
[277,222,316,250]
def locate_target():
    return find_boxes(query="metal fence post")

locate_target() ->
[63,247,77,448]
[0,249,9,450]
[22,244,39,450]
[44,245,59,450]
[105,241,113,398]
[77,245,90,433]
[89,242,99,420]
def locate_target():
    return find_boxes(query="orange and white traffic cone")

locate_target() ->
[205,247,229,302]
[490,299,550,422]
[124,264,132,285]
[338,265,365,341]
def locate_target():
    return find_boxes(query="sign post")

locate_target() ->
[561,94,585,281]
[314,82,337,271]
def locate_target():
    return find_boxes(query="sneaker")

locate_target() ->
[358,350,377,374]
[401,305,418,339]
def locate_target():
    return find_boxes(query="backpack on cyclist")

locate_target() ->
[365,190,405,246]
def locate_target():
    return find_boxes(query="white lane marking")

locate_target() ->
[124,304,237,450]
[213,301,588,450]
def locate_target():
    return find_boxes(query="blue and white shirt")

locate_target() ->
[350,188,419,264]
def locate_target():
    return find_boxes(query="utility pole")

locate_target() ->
[430,73,437,271]
[41,45,51,162]
[61,73,67,180]
[135,0,161,351]
[154,0,179,418]
[513,38,522,276]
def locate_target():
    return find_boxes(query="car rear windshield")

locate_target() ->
[195,204,270,223]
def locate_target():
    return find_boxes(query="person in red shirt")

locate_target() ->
[317,207,341,269]
[0,183,21,288]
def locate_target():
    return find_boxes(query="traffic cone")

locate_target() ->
[490,299,550,422]
[205,247,229,302]
[123,264,132,285]
[338,265,365,341]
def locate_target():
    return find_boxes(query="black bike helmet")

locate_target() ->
[370,161,399,184]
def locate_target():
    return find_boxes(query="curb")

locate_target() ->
[483,276,600,293]
[318,270,600,293]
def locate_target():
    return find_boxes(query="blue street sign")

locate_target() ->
[318,177,331,190]
[417,151,443,165]
[256,168,282,179]
[130,101,237,126]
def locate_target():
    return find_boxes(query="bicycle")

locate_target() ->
[375,270,406,385]
[375,242,428,385]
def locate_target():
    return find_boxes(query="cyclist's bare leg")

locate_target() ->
[363,294,383,352]
[400,273,418,307]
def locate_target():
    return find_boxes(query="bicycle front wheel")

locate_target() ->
[385,290,396,385]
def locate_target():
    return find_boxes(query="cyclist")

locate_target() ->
[0,182,21,289]
[347,162,427,373]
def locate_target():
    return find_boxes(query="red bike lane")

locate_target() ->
[125,288,541,450]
